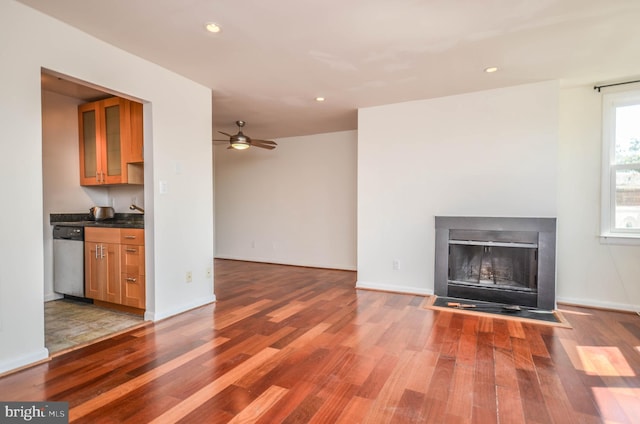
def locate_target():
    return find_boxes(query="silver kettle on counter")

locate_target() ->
[90,206,115,221]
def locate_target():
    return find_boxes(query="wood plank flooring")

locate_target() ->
[1,259,639,423]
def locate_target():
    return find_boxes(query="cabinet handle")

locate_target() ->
[124,235,136,239]
[126,277,137,282]
[125,248,137,253]
[95,244,99,259]
[100,244,105,258]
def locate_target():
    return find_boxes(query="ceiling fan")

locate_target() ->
[213,120,277,150]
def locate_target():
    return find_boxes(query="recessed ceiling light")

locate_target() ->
[315,97,325,102]
[484,66,498,73]
[205,22,221,33]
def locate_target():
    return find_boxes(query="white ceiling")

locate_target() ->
[21,0,640,139]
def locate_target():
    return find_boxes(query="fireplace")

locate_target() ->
[434,217,556,310]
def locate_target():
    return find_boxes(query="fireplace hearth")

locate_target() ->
[434,217,556,310]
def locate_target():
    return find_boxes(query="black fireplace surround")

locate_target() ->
[434,216,557,310]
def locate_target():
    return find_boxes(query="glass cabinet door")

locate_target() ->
[79,97,140,186]
[104,101,122,178]
[81,109,97,180]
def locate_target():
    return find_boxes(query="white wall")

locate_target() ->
[41,90,145,301]
[557,86,640,310]
[215,131,357,270]
[357,81,559,294]
[0,1,214,373]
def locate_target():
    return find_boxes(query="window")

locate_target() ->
[601,90,640,239]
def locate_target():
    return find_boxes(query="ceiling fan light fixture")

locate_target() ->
[205,22,221,33]
[231,141,250,150]
[484,66,498,73]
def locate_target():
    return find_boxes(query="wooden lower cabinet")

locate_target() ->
[120,242,145,308]
[85,242,101,299]
[85,227,145,311]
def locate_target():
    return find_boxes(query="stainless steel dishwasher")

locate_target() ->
[53,225,85,297]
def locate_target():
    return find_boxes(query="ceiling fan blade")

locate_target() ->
[218,131,234,137]
[251,138,277,146]
[251,142,276,150]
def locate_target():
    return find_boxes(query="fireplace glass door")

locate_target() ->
[435,217,556,309]
[448,243,537,292]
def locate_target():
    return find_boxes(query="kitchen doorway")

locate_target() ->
[41,69,148,355]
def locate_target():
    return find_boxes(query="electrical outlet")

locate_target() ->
[392,259,400,271]
[186,271,192,283]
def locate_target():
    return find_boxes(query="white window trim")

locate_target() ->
[600,89,640,245]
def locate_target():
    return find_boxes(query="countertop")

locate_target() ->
[50,213,144,229]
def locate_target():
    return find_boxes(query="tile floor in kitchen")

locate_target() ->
[45,298,146,355]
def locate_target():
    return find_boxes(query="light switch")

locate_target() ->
[174,161,183,175]
[159,180,168,194]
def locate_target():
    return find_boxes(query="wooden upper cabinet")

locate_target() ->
[79,97,143,186]
[126,101,144,164]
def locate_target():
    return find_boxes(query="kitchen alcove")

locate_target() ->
[41,69,148,355]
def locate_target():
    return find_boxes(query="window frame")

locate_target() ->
[600,89,640,243]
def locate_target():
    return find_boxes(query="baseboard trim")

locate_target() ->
[356,280,433,296]
[147,294,217,322]
[44,292,63,302]
[556,296,639,313]
[214,255,357,272]
[0,347,50,376]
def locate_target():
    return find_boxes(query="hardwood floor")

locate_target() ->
[1,259,639,423]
